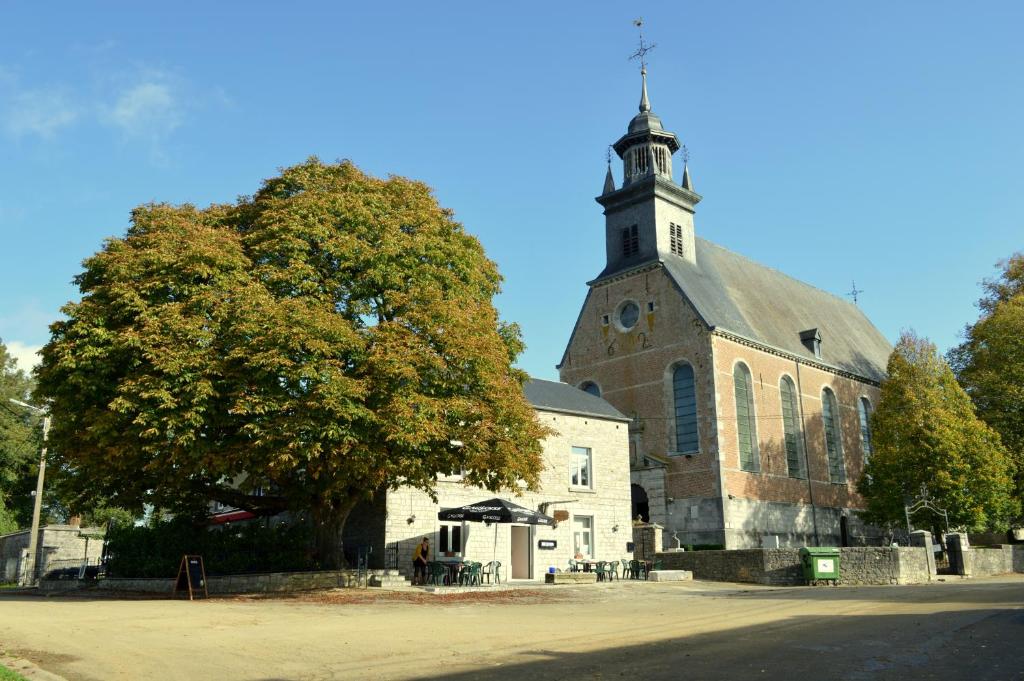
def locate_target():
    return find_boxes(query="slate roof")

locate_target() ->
[594,238,892,382]
[523,378,629,422]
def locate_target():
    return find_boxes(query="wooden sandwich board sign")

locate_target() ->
[174,555,208,600]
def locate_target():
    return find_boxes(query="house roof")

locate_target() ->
[523,378,629,422]
[594,237,892,382]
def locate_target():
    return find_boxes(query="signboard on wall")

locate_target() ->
[538,539,557,550]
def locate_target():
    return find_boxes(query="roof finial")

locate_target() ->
[847,280,864,305]
[630,18,655,113]
[681,145,693,190]
[603,146,616,194]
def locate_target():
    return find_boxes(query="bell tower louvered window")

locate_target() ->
[672,363,698,454]
[621,224,639,257]
[822,388,846,483]
[669,223,685,256]
[734,363,759,472]
[780,376,805,478]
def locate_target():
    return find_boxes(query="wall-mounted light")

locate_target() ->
[612,523,620,533]
[407,514,416,524]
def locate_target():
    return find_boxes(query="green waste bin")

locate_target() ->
[799,547,840,583]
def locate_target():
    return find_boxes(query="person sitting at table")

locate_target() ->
[412,537,430,585]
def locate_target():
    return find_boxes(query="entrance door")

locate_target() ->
[510,525,531,579]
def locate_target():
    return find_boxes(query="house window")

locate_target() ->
[734,362,759,472]
[439,523,462,554]
[622,224,639,257]
[580,381,601,398]
[822,388,846,483]
[669,223,685,256]
[672,363,699,454]
[570,446,592,488]
[858,397,873,464]
[780,376,805,478]
[573,516,593,558]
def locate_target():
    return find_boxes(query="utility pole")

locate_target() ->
[10,399,50,586]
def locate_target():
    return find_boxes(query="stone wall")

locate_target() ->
[965,545,1024,577]
[41,569,367,595]
[0,525,105,582]
[655,546,932,586]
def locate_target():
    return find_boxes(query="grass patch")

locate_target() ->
[0,662,29,681]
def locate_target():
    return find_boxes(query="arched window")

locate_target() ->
[734,363,759,472]
[821,388,846,483]
[858,397,873,463]
[672,363,699,454]
[580,381,601,398]
[780,376,805,478]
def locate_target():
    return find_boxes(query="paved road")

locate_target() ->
[1,576,1022,681]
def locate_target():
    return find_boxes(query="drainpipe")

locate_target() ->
[794,361,820,547]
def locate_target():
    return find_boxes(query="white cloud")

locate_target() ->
[5,89,79,139]
[108,81,182,139]
[6,341,42,373]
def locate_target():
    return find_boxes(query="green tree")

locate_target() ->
[948,254,1024,519]
[859,331,1018,532]
[36,158,549,567]
[0,339,39,534]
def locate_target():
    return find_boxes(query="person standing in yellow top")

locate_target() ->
[412,537,430,585]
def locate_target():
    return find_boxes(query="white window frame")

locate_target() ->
[572,515,594,559]
[570,446,592,489]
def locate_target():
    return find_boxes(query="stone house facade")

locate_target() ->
[343,378,633,581]
[558,68,891,549]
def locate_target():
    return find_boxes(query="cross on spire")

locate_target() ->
[629,18,656,72]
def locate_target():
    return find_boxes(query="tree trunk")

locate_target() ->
[312,497,358,569]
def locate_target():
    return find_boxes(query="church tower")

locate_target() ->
[598,66,701,272]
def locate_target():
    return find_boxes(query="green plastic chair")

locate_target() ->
[629,559,647,580]
[482,560,502,584]
[620,558,632,579]
[459,562,483,586]
[428,561,448,586]
[568,558,580,573]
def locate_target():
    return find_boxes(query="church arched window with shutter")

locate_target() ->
[858,397,873,463]
[579,381,601,398]
[734,362,759,471]
[779,376,805,478]
[672,363,699,454]
[821,387,846,483]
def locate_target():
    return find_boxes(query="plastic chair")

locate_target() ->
[629,559,647,580]
[568,558,580,573]
[621,558,632,579]
[482,560,502,584]
[428,561,448,586]
[459,562,483,586]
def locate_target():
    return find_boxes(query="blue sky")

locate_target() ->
[1,2,1021,380]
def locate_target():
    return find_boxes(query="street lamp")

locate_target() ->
[9,398,50,586]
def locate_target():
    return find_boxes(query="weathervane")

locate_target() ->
[681,144,690,165]
[606,145,613,165]
[847,280,864,304]
[630,18,656,71]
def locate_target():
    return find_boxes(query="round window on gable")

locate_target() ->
[616,300,640,331]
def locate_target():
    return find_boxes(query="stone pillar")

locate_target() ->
[945,532,971,577]
[910,530,936,578]
[632,523,663,561]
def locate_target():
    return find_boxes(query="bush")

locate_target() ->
[104,517,314,577]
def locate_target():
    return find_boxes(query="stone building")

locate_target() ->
[558,67,891,549]
[0,523,106,583]
[344,378,633,581]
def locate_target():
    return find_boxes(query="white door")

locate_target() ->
[510,525,531,579]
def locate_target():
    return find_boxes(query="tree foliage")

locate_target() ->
[948,253,1024,519]
[859,331,1018,532]
[0,339,39,534]
[36,158,549,566]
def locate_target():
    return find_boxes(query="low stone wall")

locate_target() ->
[965,545,1024,577]
[655,547,933,586]
[41,569,368,595]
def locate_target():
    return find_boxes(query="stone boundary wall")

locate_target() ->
[40,569,370,595]
[966,545,1024,577]
[656,547,935,586]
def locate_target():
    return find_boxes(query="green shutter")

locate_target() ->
[734,365,758,472]
[822,390,846,483]
[780,378,805,478]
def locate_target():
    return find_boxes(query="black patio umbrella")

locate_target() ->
[438,498,554,525]
[438,498,555,568]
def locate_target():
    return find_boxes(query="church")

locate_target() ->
[557,64,892,549]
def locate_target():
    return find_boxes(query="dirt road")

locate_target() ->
[2,577,1023,681]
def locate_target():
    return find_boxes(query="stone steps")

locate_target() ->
[368,570,413,588]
